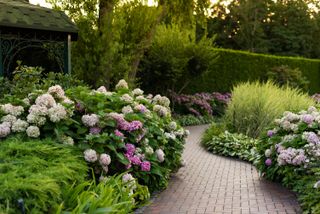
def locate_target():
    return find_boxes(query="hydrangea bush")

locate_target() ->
[0,80,188,192]
[257,107,320,213]
[170,91,231,117]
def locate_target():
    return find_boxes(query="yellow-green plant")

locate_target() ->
[225,81,314,138]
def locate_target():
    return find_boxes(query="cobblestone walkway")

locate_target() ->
[142,125,301,214]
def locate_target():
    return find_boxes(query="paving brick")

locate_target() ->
[139,125,302,214]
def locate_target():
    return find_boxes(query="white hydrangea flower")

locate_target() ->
[22,98,30,106]
[0,122,11,138]
[84,149,98,162]
[132,88,144,96]
[265,149,272,157]
[314,180,320,189]
[122,173,135,183]
[153,95,170,107]
[1,115,17,126]
[115,79,129,90]
[122,105,133,114]
[27,114,46,126]
[0,104,24,116]
[26,126,40,138]
[61,136,74,145]
[153,105,169,117]
[168,121,177,130]
[145,146,154,155]
[48,103,67,122]
[29,105,48,116]
[155,149,165,162]
[96,86,107,93]
[165,132,176,140]
[48,85,65,99]
[99,153,111,166]
[35,94,56,108]
[120,94,133,103]
[12,119,28,133]
[82,114,99,127]
[136,95,149,103]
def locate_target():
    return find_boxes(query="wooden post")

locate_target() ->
[68,34,71,74]
[0,37,3,77]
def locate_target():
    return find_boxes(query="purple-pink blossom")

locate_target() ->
[267,130,275,137]
[129,155,141,165]
[141,161,151,171]
[114,129,124,137]
[302,114,314,124]
[125,143,135,156]
[265,158,272,166]
[90,127,102,135]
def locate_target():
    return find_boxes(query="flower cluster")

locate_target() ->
[261,106,320,169]
[0,85,72,141]
[169,91,231,117]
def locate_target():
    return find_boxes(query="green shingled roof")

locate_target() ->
[0,0,78,34]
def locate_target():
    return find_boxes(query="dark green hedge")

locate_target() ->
[185,48,320,94]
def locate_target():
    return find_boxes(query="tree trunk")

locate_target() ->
[127,1,167,86]
[98,0,114,89]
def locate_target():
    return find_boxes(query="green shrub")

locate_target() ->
[184,48,320,94]
[57,174,150,214]
[266,65,309,91]
[0,64,86,104]
[201,124,258,162]
[225,81,314,138]
[0,138,88,214]
[138,24,218,94]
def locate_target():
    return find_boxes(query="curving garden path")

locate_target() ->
[140,125,302,214]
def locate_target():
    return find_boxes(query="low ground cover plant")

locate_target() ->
[202,123,258,162]
[225,81,314,138]
[0,138,88,213]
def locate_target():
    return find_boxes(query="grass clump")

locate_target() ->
[0,137,88,214]
[225,81,314,138]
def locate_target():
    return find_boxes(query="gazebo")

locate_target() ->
[0,0,78,76]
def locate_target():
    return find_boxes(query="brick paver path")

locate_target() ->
[142,125,301,214]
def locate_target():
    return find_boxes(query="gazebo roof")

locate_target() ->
[0,0,78,36]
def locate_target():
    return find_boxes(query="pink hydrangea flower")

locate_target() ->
[265,158,272,166]
[141,161,151,171]
[114,129,124,137]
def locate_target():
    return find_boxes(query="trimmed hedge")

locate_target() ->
[185,48,320,94]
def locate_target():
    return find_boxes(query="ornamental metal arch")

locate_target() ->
[0,29,70,77]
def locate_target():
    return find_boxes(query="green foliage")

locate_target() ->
[225,81,314,138]
[0,138,88,214]
[0,64,86,104]
[266,65,309,91]
[139,24,218,94]
[57,174,150,214]
[207,0,320,58]
[201,124,258,162]
[174,114,214,126]
[185,48,320,94]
